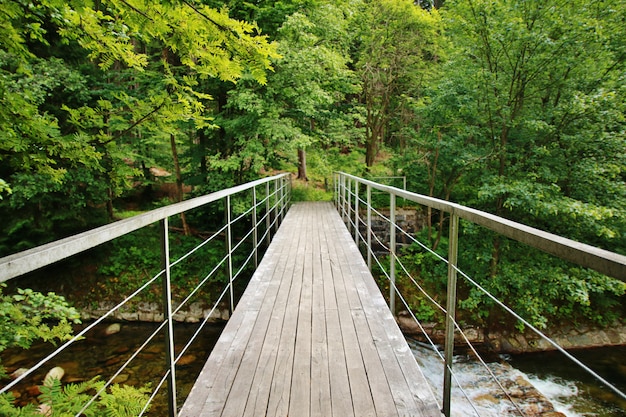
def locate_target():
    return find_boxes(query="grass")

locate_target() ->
[290,179,333,202]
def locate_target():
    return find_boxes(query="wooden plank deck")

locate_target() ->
[179,202,441,417]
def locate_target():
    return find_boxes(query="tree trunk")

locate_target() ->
[427,132,441,246]
[106,187,114,220]
[170,134,191,236]
[198,128,208,182]
[297,147,308,180]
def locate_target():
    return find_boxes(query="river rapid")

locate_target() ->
[409,340,626,416]
[1,322,625,416]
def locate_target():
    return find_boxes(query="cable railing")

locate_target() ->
[0,173,291,417]
[334,171,626,417]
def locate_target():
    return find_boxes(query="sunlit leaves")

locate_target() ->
[55,0,279,83]
[354,0,444,166]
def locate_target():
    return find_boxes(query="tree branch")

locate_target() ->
[90,100,167,146]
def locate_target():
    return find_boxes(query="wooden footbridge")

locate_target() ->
[6,173,620,416]
[179,202,441,417]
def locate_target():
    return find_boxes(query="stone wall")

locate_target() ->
[353,207,426,253]
[80,301,230,323]
[397,314,626,353]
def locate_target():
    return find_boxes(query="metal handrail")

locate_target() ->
[0,174,291,282]
[334,171,626,417]
[0,173,292,417]
[336,172,626,280]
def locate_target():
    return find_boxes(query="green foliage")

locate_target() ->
[0,285,149,415]
[0,179,10,200]
[1,0,624,338]
[0,377,150,417]
[96,224,248,305]
[0,285,81,357]
[386,0,626,331]
[0,0,278,256]
[396,224,626,331]
[353,0,444,166]
[290,181,332,202]
[220,1,362,180]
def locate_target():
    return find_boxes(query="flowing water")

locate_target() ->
[409,340,626,416]
[0,321,225,415]
[509,346,626,416]
[2,322,625,416]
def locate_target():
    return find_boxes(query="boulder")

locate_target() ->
[43,366,65,386]
[104,323,121,336]
[10,367,29,379]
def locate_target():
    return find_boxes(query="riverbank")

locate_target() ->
[397,313,626,353]
[78,301,231,323]
[79,301,626,354]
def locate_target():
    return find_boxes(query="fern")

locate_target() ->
[98,384,152,417]
[1,285,150,416]
[39,377,94,416]
[3,377,150,416]
[0,393,38,416]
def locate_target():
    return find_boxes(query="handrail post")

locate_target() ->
[367,184,372,271]
[389,193,396,315]
[266,181,271,245]
[274,179,279,233]
[160,218,177,417]
[443,213,460,417]
[333,172,339,209]
[278,177,285,224]
[283,175,289,219]
[253,186,258,269]
[354,181,359,244]
[226,195,234,313]
[341,176,347,221]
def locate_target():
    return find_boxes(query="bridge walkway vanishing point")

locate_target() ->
[179,201,441,417]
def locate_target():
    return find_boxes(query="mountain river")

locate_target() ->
[1,322,624,416]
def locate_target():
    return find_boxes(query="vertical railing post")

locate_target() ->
[367,184,372,271]
[354,181,359,244]
[226,195,234,314]
[333,172,339,209]
[341,176,347,221]
[160,218,177,417]
[265,181,271,245]
[285,176,293,208]
[253,186,258,269]
[389,193,396,315]
[348,178,353,229]
[338,173,342,210]
[278,177,283,224]
[281,175,287,221]
[274,179,279,233]
[443,212,459,417]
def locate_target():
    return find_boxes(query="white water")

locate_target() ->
[409,340,601,417]
[524,375,583,416]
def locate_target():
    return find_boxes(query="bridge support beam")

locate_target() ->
[389,194,396,315]
[367,184,372,271]
[443,213,459,417]
[226,195,234,314]
[160,218,178,417]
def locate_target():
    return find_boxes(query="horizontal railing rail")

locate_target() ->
[0,173,291,417]
[336,172,625,281]
[334,171,626,417]
[1,174,290,282]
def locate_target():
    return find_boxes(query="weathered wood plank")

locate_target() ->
[288,203,313,417]
[241,231,300,416]
[242,203,307,417]
[265,206,307,416]
[310,209,332,417]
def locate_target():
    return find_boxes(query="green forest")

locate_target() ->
[1,0,625,334]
